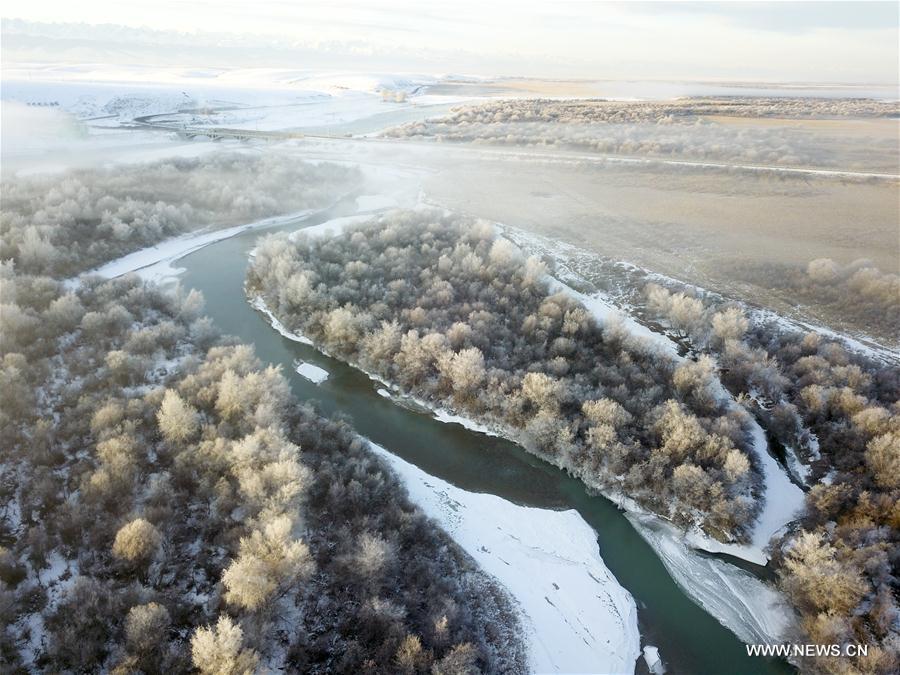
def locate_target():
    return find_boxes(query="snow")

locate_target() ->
[289,214,373,240]
[250,297,314,346]
[741,421,806,557]
[16,551,79,668]
[431,407,502,438]
[1,66,459,138]
[294,361,329,384]
[366,442,641,675]
[643,646,664,674]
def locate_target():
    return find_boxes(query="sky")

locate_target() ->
[2,1,898,83]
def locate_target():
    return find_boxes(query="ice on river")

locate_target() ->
[294,361,329,384]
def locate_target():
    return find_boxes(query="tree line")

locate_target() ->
[0,153,361,278]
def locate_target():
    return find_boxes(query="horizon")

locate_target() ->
[2,1,899,86]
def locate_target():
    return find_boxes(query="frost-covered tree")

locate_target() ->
[125,602,171,657]
[112,518,162,565]
[191,616,259,675]
[222,515,314,611]
[158,389,200,444]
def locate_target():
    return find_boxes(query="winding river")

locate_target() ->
[176,197,792,675]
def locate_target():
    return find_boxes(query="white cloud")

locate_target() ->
[1,1,897,83]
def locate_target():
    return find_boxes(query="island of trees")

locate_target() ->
[248,211,764,542]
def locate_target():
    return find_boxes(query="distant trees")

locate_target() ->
[247,210,761,542]
[0,154,361,277]
[381,98,897,169]
[732,257,900,343]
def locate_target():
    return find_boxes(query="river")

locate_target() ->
[176,196,793,675]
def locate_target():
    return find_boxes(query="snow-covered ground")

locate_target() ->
[367,442,641,675]
[355,194,399,211]
[643,646,664,675]
[1,65,468,136]
[250,297,314,346]
[289,214,374,241]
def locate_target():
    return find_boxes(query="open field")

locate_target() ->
[415,151,898,343]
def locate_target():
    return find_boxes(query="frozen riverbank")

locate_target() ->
[367,442,641,674]
[69,208,317,287]
[625,511,794,646]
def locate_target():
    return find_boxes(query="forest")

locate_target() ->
[0,153,361,278]
[247,210,766,543]
[382,98,899,170]
[0,174,525,672]
[247,210,899,675]
[638,283,900,675]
